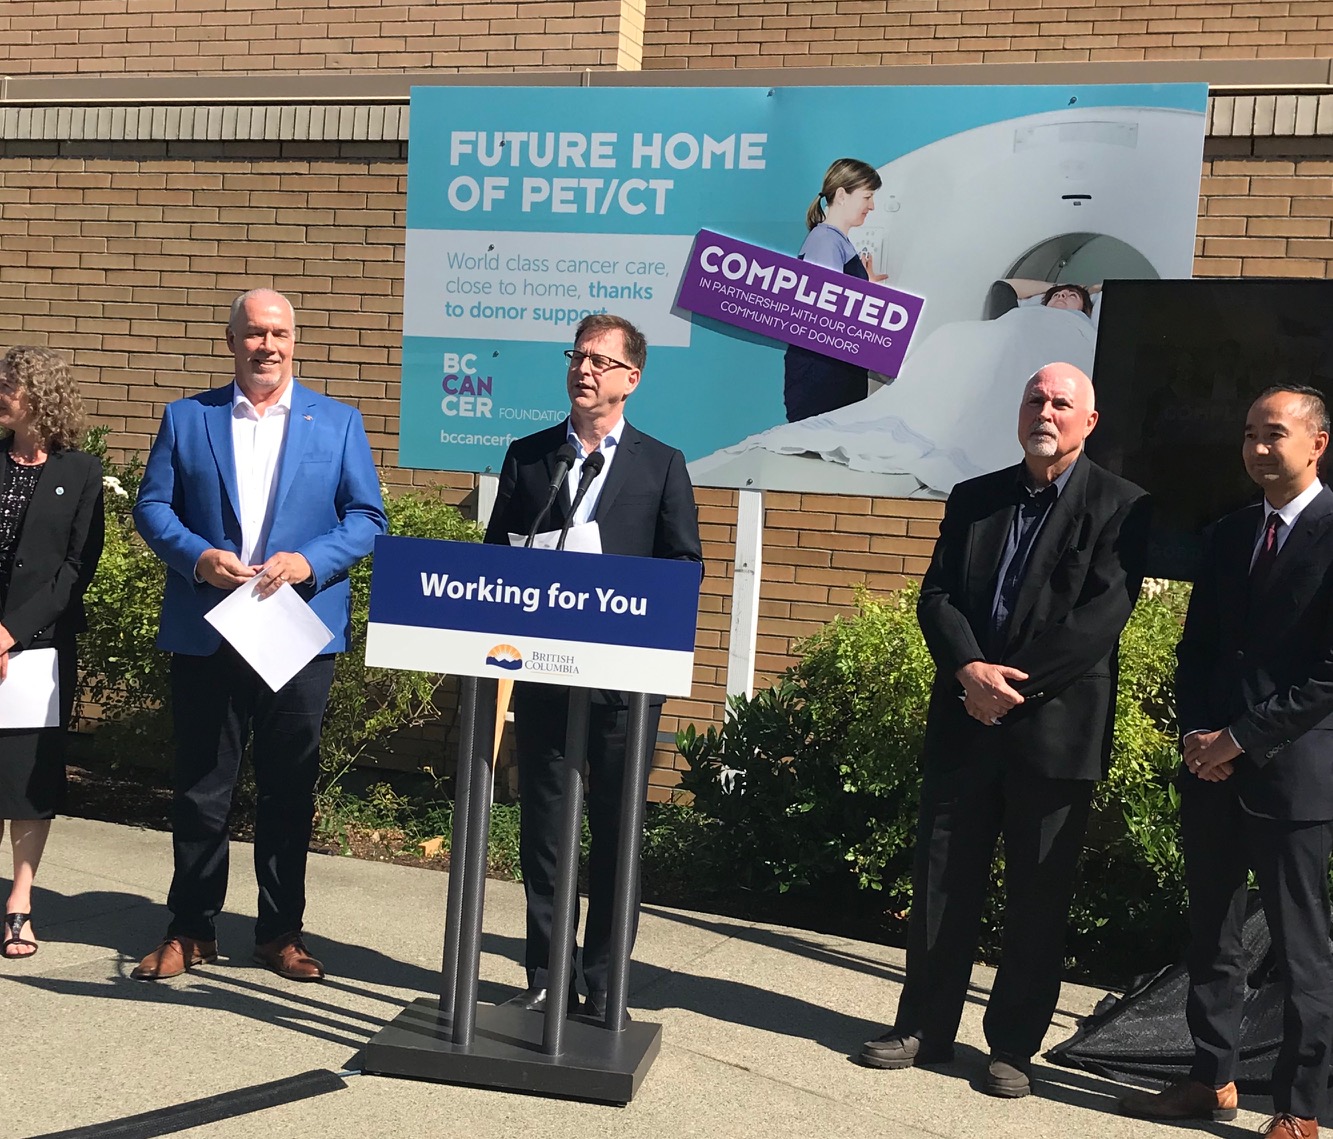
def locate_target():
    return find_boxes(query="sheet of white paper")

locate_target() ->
[204,573,335,692]
[508,522,603,554]
[0,647,59,729]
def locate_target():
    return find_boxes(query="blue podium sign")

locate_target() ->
[364,536,702,696]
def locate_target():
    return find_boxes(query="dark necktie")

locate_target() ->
[1249,512,1285,596]
[990,484,1057,649]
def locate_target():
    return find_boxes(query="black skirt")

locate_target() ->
[0,645,77,820]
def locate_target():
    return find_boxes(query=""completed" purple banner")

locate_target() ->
[676,229,926,377]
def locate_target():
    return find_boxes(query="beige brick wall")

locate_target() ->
[0,139,478,495]
[0,0,642,77]
[2,132,1330,797]
[643,0,1333,70]
[6,0,1332,77]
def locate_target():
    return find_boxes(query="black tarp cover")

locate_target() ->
[1045,898,1325,1093]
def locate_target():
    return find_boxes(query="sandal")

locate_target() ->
[2,912,37,959]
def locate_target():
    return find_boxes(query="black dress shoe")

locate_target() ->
[984,1052,1032,1098]
[858,1031,954,1070]
[583,991,630,1020]
[502,986,581,1014]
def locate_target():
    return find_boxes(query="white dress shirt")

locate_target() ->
[231,380,293,565]
[565,416,622,526]
[1188,478,1324,749]
[1251,478,1323,568]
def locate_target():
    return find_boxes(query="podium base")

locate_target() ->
[360,998,662,1105]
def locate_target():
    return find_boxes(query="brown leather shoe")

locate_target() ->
[253,932,325,981]
[131,936,218,980]
[1261,1115,1319,1139]
[1119,1078,1238,1121]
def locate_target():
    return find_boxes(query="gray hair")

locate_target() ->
[228,288,296,334]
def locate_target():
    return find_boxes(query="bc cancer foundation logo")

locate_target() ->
[485,643,523,671]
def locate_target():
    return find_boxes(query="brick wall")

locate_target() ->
[2,131,1331,796]
[0,140,459,485]
[1197,139,1333,278]
[643,1,1333,70]
[0,0,643,77]
[7,0,1330,77]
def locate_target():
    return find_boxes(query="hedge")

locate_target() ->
[676,581,1192,980]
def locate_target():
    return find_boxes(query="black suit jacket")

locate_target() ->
[484,419,702,704]
[0,442,105,649]
[917,455,1150,782]
[1176,487,1333,821]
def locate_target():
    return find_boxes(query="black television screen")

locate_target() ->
[1085,278,1333,581]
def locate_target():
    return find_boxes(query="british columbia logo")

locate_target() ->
[485,643,523,671]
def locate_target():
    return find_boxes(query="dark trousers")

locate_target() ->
[783,344,868,423]
[513,684,660,997]
[166,646,336,946]
[1182,781,1333,1118]
[893,757,1094,1058]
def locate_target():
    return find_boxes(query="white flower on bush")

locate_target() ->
[1141,577,1170,600]
[103,475,128,499]
[719,765,743,794]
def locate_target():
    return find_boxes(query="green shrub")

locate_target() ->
[78,429,172,764]
[677,584,932,901]
[312,784,532,878]
[321,488,482,780]
[77,430,483,779]
[677,579,1193,980]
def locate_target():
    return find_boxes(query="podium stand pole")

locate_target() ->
[541,687,591,1054]
[603,691,653,1033]
[360,536,691,1103]
[361,675,663,1101]
[450,675,497,1047]
[439,675,479,1020]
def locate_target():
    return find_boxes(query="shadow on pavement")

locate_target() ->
[14,881,1124,1073]
[6,882,519,1052]
[640,904,1099,1036]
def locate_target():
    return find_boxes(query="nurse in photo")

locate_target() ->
[783,157,885,423]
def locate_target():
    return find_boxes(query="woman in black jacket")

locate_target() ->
[0,346,104,959]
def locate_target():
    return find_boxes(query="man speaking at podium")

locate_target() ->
[484,313,702,1018]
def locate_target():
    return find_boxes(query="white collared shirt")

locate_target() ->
[565,416,622,526]
[1190,478,1325,748]
[231,380,293,565]
[1252,478,1323,568]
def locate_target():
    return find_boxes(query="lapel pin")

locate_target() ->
[303,414,313,421]
[55,487,64,495]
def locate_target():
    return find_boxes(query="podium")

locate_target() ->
[357,536,702,1104]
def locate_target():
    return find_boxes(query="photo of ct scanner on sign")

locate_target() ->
[689,102,1206,498]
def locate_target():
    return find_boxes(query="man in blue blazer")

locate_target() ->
[131,288,387,982]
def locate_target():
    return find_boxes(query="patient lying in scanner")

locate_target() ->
[693,278,1103,496]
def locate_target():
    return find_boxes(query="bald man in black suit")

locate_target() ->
[859,363,1149,1099]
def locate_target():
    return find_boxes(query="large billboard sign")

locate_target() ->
[402,83,1206,497]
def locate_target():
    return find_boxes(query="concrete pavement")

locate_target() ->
[0,818,1273,1138]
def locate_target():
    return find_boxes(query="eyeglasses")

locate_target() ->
[564,349,634,374]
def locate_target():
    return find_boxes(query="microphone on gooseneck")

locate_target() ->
[525,443,578,548]
[557,450,606,551]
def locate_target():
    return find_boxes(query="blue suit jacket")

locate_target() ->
[133,380,388,655]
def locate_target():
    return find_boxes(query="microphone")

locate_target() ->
[525,443,577,548]
[557,450,606,551]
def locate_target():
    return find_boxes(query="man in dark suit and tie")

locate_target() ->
[1120,386,1333,1139]
[131,288,387,982]
[484,313,702,1018]
[859,362,1149,1098]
